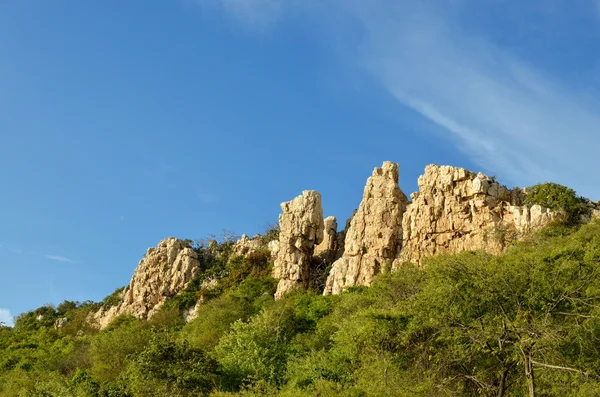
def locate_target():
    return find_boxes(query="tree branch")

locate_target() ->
[531,360,597,378]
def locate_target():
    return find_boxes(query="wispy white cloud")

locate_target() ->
[347,1,600,196]
[0,308,14,327]
[44,254,76,263]
[204,0,600,198]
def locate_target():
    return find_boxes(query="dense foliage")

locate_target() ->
[3,222,600,396]
[523,182,588,224]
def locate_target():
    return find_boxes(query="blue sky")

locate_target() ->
[1,0,600,326]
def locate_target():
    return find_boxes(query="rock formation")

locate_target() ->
[233,234,266,256]
[394,165,559,267]
[272,190,324,299]
[88,161,593,318]
[324,162,408,295]
[314,216,338,264]
[321,163,566,295]
[90,237,200,329]
[53,317,68,330]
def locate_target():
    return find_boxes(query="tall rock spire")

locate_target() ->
[272,190,324,299]
[324,161,408,295]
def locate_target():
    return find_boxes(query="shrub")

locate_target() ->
[13,305,58,331]
[127,334,220,396]
[90,316,151,382]
[524,182,587,224]
[98,286,126,310]
[258,223,280,246]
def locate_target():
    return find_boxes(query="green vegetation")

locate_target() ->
[524,182,588,224]
[3,222,600,396]
[97,287,125,310]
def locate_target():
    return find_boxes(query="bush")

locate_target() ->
[98,286,126,310]
[127,334,220,396]
[524,182,587,224]
[181,277,276,351]
[90,316,151,382]
[13,305,58,331]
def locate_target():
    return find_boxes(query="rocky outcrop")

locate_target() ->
[394,165,560,267]
[90,238,200,329]
[324,162,408,295]
[273,190,324,299]
[233,234,265,256]
[53,317,68,330]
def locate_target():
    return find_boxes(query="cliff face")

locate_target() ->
[90,238,200,329]
[273,162,571,297]
[323,162,408,295]
[395,165,559,267]
[92,161,592,325]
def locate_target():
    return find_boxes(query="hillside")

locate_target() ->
[2,162,600,396]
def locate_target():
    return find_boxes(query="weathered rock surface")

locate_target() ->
[233,234,265,256]
[314,216,338,263]
[273,190,324,299]
[395,165,559,267]
[324,162,408,295]
[90,238,200,329]
[53,317,68,330]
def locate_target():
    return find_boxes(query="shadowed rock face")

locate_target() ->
[324,162,408,295]
[314,216,339,264]
[272,190,324,299]
[90,238,200,329]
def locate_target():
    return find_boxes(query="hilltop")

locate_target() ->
[2,161,600,396]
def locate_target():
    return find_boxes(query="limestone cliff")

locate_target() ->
[315,162,567,295]
[272,190,324,299]
[395,165,560,267]
[90,161,593,311]
[324,162,408,295]
[90,238,200,329]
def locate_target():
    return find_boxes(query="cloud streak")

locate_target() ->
[0,309,14,327]
[44,254,76,263]
[204,0,600,198]
[349,1,600,196]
